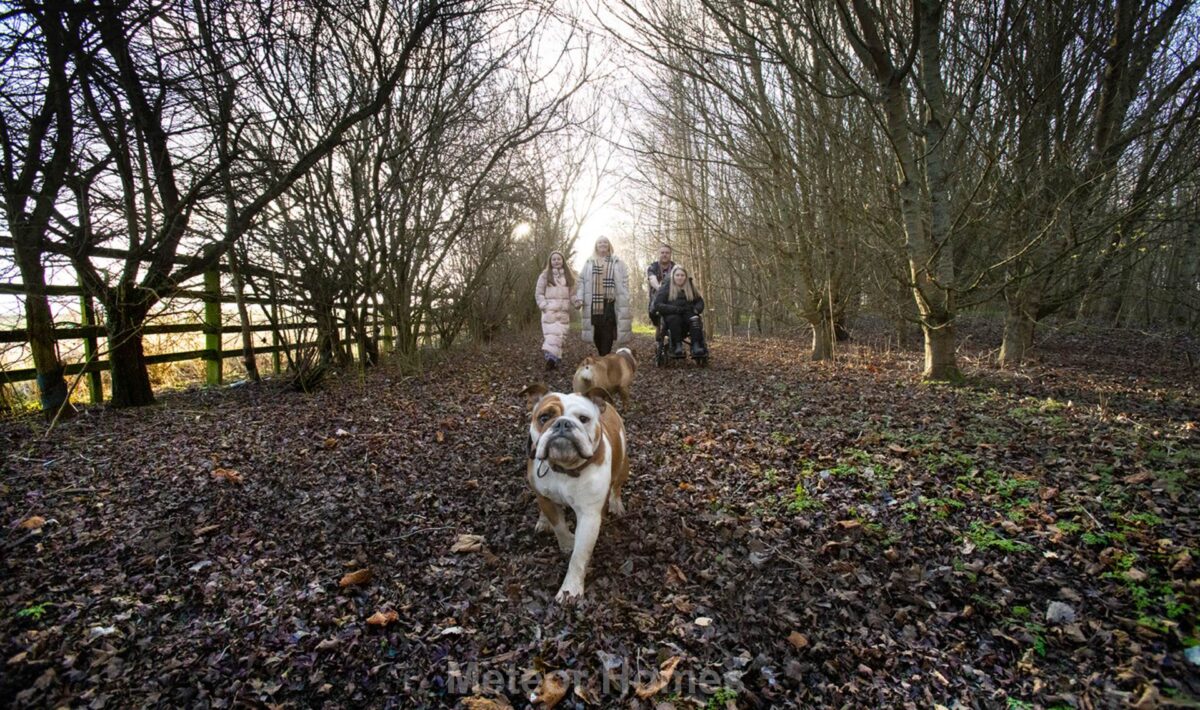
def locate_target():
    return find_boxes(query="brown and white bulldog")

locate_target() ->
[520,383,629,602]
[572,347,637,410]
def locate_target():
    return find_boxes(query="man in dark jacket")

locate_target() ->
[653,265,708,359]
[646,244,675,331]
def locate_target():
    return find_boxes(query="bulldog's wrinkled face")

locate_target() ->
[529,393,603,469]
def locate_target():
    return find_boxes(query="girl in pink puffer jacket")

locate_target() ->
[535,251,575,369]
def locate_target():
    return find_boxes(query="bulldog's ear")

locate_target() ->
[519,383,549,409]
[583,386,614,412]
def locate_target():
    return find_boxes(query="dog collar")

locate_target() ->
[530,443,588,478]
[549,462,587,478]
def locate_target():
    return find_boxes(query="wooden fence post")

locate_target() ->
[271,303,282,375]
[381,314,394,353]
[269,274,282,375]
[79,294,103,403]
[204,266,222,386]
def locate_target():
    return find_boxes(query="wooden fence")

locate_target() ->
[0,238,396,403]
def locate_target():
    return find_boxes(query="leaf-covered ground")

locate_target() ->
[3,324,1198,709]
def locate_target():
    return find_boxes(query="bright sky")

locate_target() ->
[546,1,651,271]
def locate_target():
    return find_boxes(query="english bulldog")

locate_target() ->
[572,347,637,410]
[520,383,629,602]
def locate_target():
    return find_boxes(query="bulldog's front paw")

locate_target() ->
[607,493,626,517]
[535,514,552,533]
[555,580,584,603]
[557,533,575,555]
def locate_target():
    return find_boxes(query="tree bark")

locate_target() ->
[811,317,834,361]
[998,308,1036,368]
[13,242,73,418]
[105,300,154,407]
[228,250,260,382]
[922,319,959,381]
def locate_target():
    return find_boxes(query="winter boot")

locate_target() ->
[688,318,708,358]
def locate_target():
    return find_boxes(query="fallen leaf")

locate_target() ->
[665,564,688,586]
[436,430,445,443]
[835,519,861,530]
[634,656,682,699]
[694,617,712,627]
[678,481,693,491]
[462,697,513,710]
[1132,683,1160,710]
[211,468,243,484]
[530,670,569,708]
[7,651,28,665]
[787,631,809,649]
[451,534,486,553]
[18,516,45,530]
[1099,547,1124,568]
[339,569,372,587]
[573,682,600,705]
[1123,471,1154,485]
[323,437,338,449]
[366,610,399,627]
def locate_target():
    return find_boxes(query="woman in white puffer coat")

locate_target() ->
[573,237,631,356]
[535,250,575,369]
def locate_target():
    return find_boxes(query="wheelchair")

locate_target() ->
[653,313,709,368]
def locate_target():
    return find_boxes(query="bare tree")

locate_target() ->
[36,0,458,406]
[0,0,78,417]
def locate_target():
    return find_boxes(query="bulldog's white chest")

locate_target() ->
[531,444,612,512]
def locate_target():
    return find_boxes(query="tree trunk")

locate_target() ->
[834,315,852,342]
[811,318,834,361]
[12,240,74,418]
[228,250,260,382]
[998,308,1036,368]
[106,307,154,407]
[922,319,960,381]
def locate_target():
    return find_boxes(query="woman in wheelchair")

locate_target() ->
[653,265,709,359]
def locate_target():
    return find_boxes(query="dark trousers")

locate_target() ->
[664,313,707,351]
[593,301,617,355]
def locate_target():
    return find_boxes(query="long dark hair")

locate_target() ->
[544,250,575,288]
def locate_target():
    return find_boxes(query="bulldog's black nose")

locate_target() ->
[553,418,573,431]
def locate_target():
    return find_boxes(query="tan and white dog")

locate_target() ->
[520,383,629,602]
[572,347,637,410]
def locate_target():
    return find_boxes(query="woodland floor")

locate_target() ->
[2,321,1199,709]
